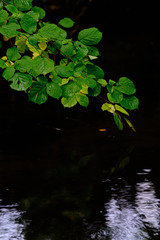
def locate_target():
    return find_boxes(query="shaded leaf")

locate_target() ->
[55,65,73,78]
[28,81,48,104]
[86,64,104,79]
[113,112,123,130]
[0,59,7,69]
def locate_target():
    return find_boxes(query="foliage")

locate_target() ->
[0,0,139,130]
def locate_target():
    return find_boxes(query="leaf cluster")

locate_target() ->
[0,0,139,130]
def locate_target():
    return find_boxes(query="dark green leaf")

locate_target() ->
[0,59,7,69]
[61,95,77,107]
[0,9,8,25]
[10,72,32,91]
[6,46,21,61]
[59,17,75,28]
[2,67,15,80]
[86,64,104,79]
[73,41,88,61]
[55,65,73,77]
[28,81,48,104]
[78,27,102,45]
[0,3,3,10]
[13,0,33,11]
[15,57,33,72]
[87,46,100,57]
[20,14,37,34]
[120,95,139,110]
[88,83,101,96]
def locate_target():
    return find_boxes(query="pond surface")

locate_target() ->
[0,96,160,240]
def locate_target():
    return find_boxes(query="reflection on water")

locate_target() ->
[0,200,25,240]
[85,169,160,240]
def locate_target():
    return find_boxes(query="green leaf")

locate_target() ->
[28,34,38,45]
[20,14,37,34]
[59,17,75,28]
[15,57,33,72]
[107,87,123,103]
[55,65,73,77]
[46,82,62,99]
[0,9,8,25]
[10,72,32,91]
[28,81,48,104]
[78,27,102,45]
[15,38,26,53]
[32,56,54,75]
[82,76,97,89]
[73,41,88,61]
[61,95,77,108]
[2,67,15,80]
[5,4,18,13]
[31,6,46,19]
[120,95,139,110]
[60,42,75,57]
[76,93,89,107]
[13,0,33,11]
[115,77,136,95]
[6,46,21,61]
[61,81,81,97]
[101,102,115,113]
[115,104,129,116]
[97,79,107,87]
[86,64,104,79]
[88,84,101,96]
[87,46,100,57]
[113,113,123,131]
[0,59,7,69]
[0,3,3,10]
[0,23,21,39]
[38,23,67,40]
[123,117,136,132]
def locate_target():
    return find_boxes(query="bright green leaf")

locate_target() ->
[120,95,139,110]
[10,72,32,91]
[116,77,136,95]
[32,56,54,75]
[113,112,123,131]
[78,27,102,45]
[0,23,21,39]
[61,95,77,108]
[76,93,89,107]
[46,82,62,99]
[5,4,18,13]
[28,81,48,104]
[2,67,15,80]
[38,23,67,40]
[97,79,107,87]
[107,87,123,103]
[6,46,21,61]
[123,117,136,132]
[31,6,46,19]
[115,104,129,116]
[59,17,75,28]
[13,0,33,11]
[101,102,115,113]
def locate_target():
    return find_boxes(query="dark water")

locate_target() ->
[0,93,160,239]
